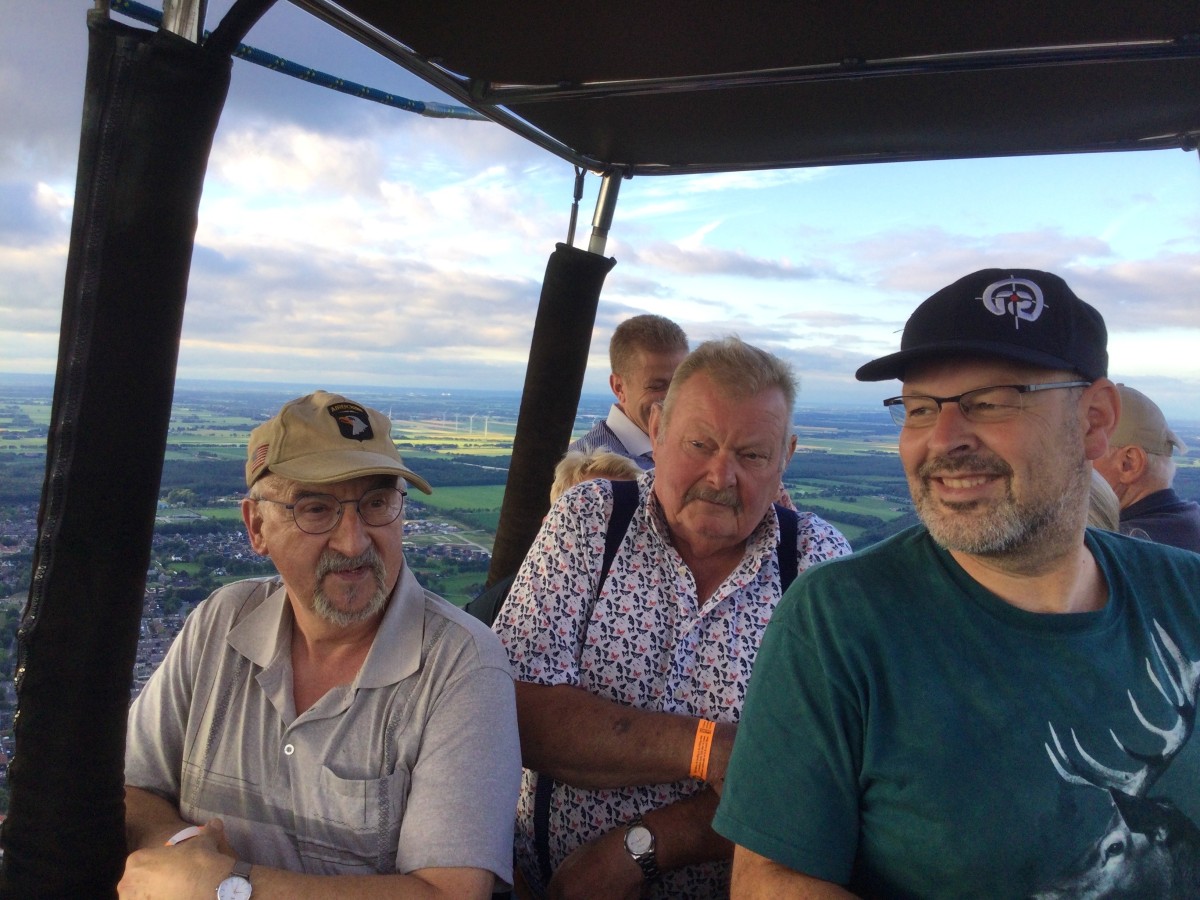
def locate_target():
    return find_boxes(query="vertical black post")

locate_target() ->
[488,245,616,584]
[0,13,230,897]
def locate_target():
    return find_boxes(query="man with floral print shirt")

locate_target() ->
[493,338,851,899]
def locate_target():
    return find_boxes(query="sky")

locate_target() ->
[3,2,1200,420]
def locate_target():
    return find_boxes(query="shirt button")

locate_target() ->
[284,744,295,756]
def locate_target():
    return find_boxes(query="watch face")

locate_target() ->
[626,824,653,856]
[217,875,252,900]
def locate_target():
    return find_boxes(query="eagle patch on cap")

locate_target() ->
[328,401,373,442]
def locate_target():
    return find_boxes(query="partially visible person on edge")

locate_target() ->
[1093,382,1200,551]
[1087,466,1121,531]
[494,337,852,898]
[120,391,521,900]
[713,269,1200,898]
[569,314,689,469]
[465,448,642,628]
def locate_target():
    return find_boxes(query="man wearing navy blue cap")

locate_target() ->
[713,270,1200,898]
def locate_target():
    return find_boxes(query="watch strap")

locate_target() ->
[230,859,252,880]
[217,859,253,899]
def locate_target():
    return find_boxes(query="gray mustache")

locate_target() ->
[317,548,385,578]
[918,455,1012,480]
[683,486,740,509]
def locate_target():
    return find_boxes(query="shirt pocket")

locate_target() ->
[294,764,410,873]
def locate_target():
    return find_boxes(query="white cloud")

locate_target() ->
[211,125,385,198]
[2,2,1198,416]
[640,168,833,196]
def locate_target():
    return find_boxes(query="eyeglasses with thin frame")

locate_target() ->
[253,487,407,534]
[882,381,1092,428]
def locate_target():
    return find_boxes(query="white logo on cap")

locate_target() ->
[980,277,1045,330]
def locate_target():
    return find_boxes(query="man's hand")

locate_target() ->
[546,827,643,900]
[119,819,236,900]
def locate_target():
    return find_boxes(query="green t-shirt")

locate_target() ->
[713,526,1200,899]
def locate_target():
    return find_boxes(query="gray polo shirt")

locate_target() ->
[126,566,520,881]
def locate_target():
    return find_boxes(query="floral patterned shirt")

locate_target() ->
[493,471,851,898]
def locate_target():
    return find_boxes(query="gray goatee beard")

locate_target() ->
[312,547,389,627]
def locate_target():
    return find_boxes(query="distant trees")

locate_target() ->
[786,452,902,480]
[160,584,212,613]
[157,459,244,504]
[0,458,45,504]
[165,488,199,507]
[419,457,510,486]
[801,505,887,531]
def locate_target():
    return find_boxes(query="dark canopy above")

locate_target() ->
[295,0,1200,175]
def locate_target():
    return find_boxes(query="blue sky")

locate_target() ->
[3,2,1199,423]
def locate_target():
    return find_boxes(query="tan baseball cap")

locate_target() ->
[245,390,433,492]
[1111,384,1187,457]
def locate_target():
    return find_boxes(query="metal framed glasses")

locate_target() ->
[883,381,1091,428]
[254,487,407,534]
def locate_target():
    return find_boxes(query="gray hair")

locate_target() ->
[661,337,798,429]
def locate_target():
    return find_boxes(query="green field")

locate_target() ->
[414,484,508,509]
[7,384,1200,604]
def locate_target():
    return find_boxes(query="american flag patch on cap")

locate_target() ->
[251,443,269,472]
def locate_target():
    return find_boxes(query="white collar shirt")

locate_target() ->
[604,403,654,459]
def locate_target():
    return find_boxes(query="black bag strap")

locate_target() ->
[774,503,799,592]
[598,479,639,598]
[532,775,555,888]
[533,478,639,887]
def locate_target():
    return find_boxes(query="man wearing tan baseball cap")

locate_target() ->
[1093,383,1199,551]
[122,390,520,899]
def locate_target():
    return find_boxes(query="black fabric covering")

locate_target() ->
[327,0,1200,174]
[0,13,231,898]
[487,244,616,585]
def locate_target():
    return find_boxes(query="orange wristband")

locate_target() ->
[689,719,716,780]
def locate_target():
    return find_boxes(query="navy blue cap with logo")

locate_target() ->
[855,269,1108,383]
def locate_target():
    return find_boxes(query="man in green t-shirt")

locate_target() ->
[713,269,1200,898]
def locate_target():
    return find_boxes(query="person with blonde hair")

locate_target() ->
[1086,467,1120,531]
[550,449,642,504]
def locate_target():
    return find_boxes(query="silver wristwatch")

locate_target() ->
[216,859,253,899]
[623,814,661,880]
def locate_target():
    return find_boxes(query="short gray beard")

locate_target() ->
[311,547,389,627]
[912,439,1089,560]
